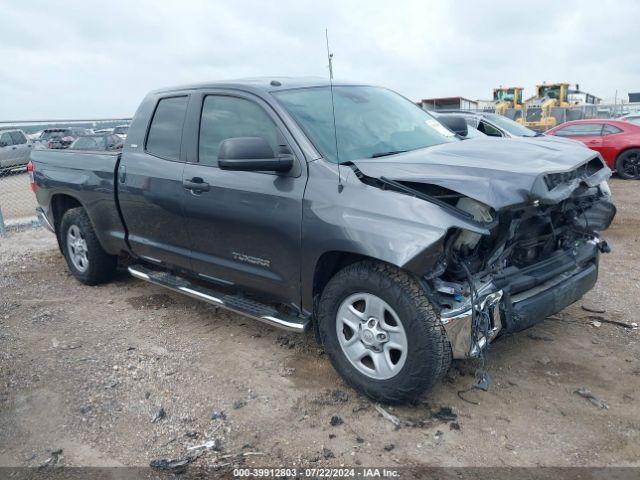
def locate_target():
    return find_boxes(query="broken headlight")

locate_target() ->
[453,198,492,250]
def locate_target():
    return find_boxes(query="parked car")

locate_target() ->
[27,130,43,142]
[436,111,584,149]
[0,129,33,170]
[437,110,540,138]
[620,114,640,126]
[94,128,114,135]
[112,125,129,139]
[432,113,486,139]
[546,119,640,179]
[39,128,92,149]
[69,134,123,151]
[29,78,615,403]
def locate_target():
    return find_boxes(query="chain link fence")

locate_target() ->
[0,163,35,234]
[0,119,130,235]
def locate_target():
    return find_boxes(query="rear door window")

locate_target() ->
[478,120,503,137]
[554,124,603,137]
[146,96,189,161]
[602,124,622,135]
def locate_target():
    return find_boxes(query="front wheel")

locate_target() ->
[318,261,451,404]
[616,149,640,180]
[60,207,117,285]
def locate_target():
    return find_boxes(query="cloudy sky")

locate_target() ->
[1,0,638,119]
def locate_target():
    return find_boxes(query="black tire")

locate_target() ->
[318,260,452,404]
[615,149,640,180]
[59,207,117,285]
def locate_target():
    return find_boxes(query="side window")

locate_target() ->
[199,96,280,167]
[479,120,503,137]
[555,124,603,137]
[146,96,189,160]
[602,124,622,135]
[0,132,13,146]
[9,131,27,144]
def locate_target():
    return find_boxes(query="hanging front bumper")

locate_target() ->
[439,241,600,359]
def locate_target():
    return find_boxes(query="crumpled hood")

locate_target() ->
[351,137,606,210]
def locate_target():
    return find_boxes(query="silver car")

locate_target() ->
[0,129,32,170]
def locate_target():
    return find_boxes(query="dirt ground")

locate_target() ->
[0,178,638,471]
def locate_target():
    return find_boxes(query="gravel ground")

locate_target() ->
[0,178,638,471]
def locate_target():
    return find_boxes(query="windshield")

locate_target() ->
[273,86,456,163]
[483,113,537,137]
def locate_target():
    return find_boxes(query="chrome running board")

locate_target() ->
[128,264,309,333]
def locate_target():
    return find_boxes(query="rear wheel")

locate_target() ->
[318,261,451,404]
[616,149,640,180]
[60,207,117,285]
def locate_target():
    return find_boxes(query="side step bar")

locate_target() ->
[128,265,309,333]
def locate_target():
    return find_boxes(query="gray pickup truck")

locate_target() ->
[29,78,616,403]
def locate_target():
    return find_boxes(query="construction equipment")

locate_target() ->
[518,83,577,131]
[493,87,524,119]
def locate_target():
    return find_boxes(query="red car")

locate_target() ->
[546,119,640,180]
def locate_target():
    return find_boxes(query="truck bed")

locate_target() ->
[30,149,127,255]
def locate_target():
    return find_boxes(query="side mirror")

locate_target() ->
[438,116,468,138]
[218,137,293,172]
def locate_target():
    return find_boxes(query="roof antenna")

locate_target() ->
[326,29,343,193]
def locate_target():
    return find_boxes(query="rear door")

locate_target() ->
[180,91,307,305]
[118,94,193,269]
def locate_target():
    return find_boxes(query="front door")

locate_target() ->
[118,95,192,269]
[181,92,306,307]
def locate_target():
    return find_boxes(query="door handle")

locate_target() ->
[183,177,210,192]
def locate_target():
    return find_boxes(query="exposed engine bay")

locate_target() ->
[430,171,615,358]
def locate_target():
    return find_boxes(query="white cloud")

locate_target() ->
[1,0,637,118]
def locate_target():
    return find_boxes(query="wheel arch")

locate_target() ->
[50,193,83,233]
[615,146,640,162]
[50,194,84,252]
[312,251,378,302]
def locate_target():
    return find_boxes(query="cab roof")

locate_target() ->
[151,77,368,95]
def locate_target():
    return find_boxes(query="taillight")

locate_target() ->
[27,161,36,191]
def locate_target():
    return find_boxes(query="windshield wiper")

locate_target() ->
[370,150,407,158]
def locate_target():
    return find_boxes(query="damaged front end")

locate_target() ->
[350,145,616,359]
[428,161,615,358]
